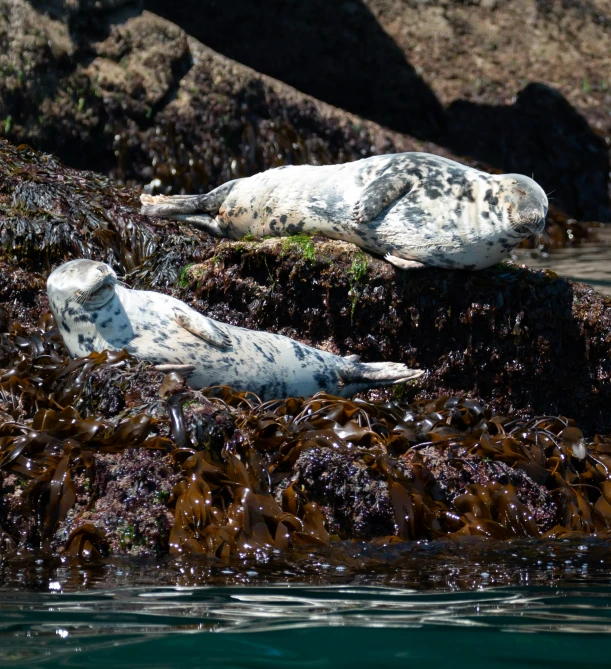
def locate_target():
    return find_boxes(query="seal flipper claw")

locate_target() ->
[384,254,426,270]
[172,307,233,349]
[353,171,415,223]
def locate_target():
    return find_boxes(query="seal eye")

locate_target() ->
[514,224,532,235]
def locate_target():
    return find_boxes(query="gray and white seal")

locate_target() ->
[140,152,548,270]
[47,259,423,400]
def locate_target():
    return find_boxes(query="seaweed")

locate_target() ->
[3,302,611,560]
[2,138,611,562]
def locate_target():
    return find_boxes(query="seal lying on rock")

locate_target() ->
[141,152,548,270]
[47,259,423,399]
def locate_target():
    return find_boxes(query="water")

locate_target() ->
[4,584,611,668]
[515,226,611,295]
[4,539,611,668]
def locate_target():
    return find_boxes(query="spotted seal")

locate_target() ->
[140,152,548,270]
[47,259,423,399]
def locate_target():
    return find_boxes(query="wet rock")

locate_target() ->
[411,446,556,532]
[284,448,395,539]
[54,449,179,557]
[186,237,611,434]
[1,138,611,558]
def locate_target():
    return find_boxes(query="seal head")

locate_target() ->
[47,259,117,311]
[497,174,548,238]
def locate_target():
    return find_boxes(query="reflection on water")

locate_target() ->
[3,540,611,667]
[3,538,611,593]
[515,226,611,295]
[2,581,611,668]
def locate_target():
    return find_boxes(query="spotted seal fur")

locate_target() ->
[47,259,423,399]
[140,152,548,270]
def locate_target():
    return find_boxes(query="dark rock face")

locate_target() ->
[184,238,611,435]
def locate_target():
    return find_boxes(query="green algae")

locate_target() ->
[281,234,316,262]
[347,250,369,323]
[177,264,194,288]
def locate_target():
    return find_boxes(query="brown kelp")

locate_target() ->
[1,137,611,561]
[3,302,611,561]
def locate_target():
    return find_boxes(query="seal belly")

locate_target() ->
[183,326,340,398]
[217,164,358,238]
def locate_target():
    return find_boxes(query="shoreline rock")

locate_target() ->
[1,138,611,558]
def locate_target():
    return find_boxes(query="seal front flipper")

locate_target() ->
[172,307,233,349]
[384,254,426,270]
[153,363,196,373]
[353,171,416,223]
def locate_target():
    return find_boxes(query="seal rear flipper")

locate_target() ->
[172,214,224,236]
[140,181,236,217]
[353,170,416,223]
[338,361,424,392]
[172,307,233,349]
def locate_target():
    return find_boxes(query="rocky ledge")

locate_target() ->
[1,139,611,559]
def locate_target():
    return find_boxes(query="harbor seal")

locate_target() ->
[140,152,548,270]
[47,259,423,400]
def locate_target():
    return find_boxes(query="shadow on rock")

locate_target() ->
[143,0,610,221]
[445,84,611,222]
[142,0,446,141]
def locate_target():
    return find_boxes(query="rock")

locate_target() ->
[0,0,453,196]
[1,139,611,558]
[183,237,611,435]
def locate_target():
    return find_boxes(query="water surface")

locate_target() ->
[515,226,611,295]
[3,539,611,668]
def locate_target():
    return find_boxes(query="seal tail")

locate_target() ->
[338,361,423,395]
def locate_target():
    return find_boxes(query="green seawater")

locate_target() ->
[3,585,611,668]
[3,539,611,668]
